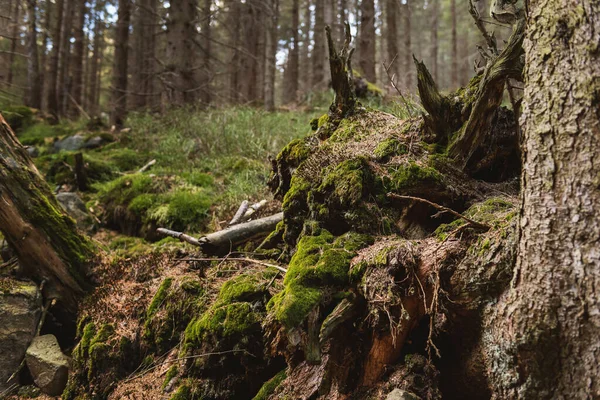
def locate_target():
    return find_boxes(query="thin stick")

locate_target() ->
[387,193,490,231]
[137,159,157,173]
[179,257,287,274]
[229,200,249,226]
[156,228,203,246]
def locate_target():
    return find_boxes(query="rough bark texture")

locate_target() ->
[358,0,376,83]
[299,0,311,95]
[164,0,197,106]
[450,0,458,88]
[430,0,439,84]
[25,0,41,109]
[0,115,95,312]
[87,0,104,116]
[284,0,300,104]
[485,1,600,397]
[70,0,87,116]
[384,0,399,81]
[312,0,326,89]
[46,0,64,118]
[199,0,212,106]
[6,0,20,87]
[57,0,74,116]
[111,0,130,127]
[264,0,279,111]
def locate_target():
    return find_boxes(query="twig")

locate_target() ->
[156,228,203,246]
[241,199,267,221]
[229,200,249,226]
[386,193,490,231]
[179,257,287,274]
[122,349,255,383]
[67,93,91,120]
[383,55,414,118]
[137,159,157,173]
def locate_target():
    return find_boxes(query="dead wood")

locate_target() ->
[157,212,283,255]
[327,22,357,118]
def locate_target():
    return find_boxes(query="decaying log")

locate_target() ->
[157,212,283,255]
[0,115,95,312]
[448,19,525,167]
[327,23,357,118]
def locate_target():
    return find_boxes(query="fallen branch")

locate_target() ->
[386,193,490,231]
[229,200,249,226]
[242,199,267,221]
[137,159,156,173]
[157,212,284,255]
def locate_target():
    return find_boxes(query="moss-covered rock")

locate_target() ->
[1,105,35,132]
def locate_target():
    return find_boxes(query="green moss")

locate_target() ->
[160,189,213,230]
[184,273,267,344]
[147,278,173,319]
[102,148,144,171]
[19,123,63,146]
[181,171,214,187]
[78,322,96,358]
[317,114,329,128]
[277,138,311,166]
[252,369,287,400]
[170,385,191,400]
[282,176,311,211]
[318,158,372,207]
[38,152,116,185]
[162,366,179,389]
[384,161,442,193]
[373,138,408,160]
[329,118,360,142]
[268,229,358,328]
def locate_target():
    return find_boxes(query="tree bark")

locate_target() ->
[264,0,279,111]
[163,0,197,106]
[430,0,439,84]
[312,0,326,89]
[284,0,300,104]
[110,0,130,127]
[403,0,412,90]
[40,0,51,111]
[450,0,458,88]
[25,0,41,109]
[486,1,600,397]
[46,0,64,119]
[384,0,398,83]
[199,0,212,106]
[57,0,74,116]
[87,0,104,116]
[70,0,87,117]
[358,0,376,83]
[6,0,20,87]
[0,115,95,312]
[299,0,311,95]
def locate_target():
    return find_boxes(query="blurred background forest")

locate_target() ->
[0,0,512,122]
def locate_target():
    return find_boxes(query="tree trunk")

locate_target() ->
[47,0,64,119]
[88,0,104,116]
[131,0,146,110]
[450,0,458,88]
[0,115,95,312]
[57,0,74,117]
[430,0,439,84]
[226,0,240,104]
[264,0,279,111]
[358,0,376,83]
[199,0,212,106]
[486,1,600,397]
[40,0,51,111]
[284,0,300,104]
[70,0,87,117]
[312,0,326,89]
[403,0,411,90]
[111,0,130,127]
[25,0,41,109]
[163,0,197,106]
[299,0,311,95]
[6,0,20,87]
[384,0,398,84]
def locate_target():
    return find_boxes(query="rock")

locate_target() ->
[53,134,86,152]
[25,146,39,158]
[25,334,70,396]
[56,192,93,231]
[386,388,422,400]
[0,279,41,393]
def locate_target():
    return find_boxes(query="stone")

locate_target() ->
[386,388,422,400]
[25,146,39,158]
[0,279,41,393]
[53,134,86,152]
[56,192,93,231]
[83,135,107,149]
[25,334,70,396]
